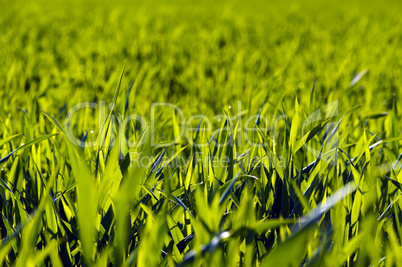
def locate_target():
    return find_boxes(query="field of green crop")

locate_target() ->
[1,0,402,266]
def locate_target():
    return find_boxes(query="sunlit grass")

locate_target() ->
[1,0,402,266]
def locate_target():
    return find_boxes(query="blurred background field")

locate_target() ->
[1,0,401,118]
[1,0,402,266]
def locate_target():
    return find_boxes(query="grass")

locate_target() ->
[1,0,402,266]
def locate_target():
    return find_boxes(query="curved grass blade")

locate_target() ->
[0,133,58,164]
[0,133,23,148]
[219,171,241,205]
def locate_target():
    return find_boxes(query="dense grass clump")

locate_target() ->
[1,0,402,266]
